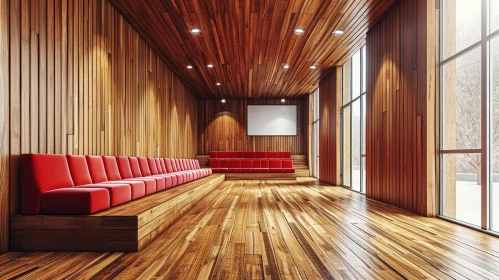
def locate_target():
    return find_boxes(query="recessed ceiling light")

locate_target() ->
[187,65,193,69]
[332,30,344,36]
[284,64,290,69]
[191,28,201,33]
[221,99,226,103]
[216,82,221,86]
[281,98,286,103]
[310,65,317,69]
[207,64,214,68]
[294,28,305,34]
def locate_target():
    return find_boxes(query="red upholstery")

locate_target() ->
[228,160,241,173]
[219,159,229,172]
[256,152,267,158]
[164,158,174,173]
[148,158,159,175]
[269,160,283,172]
[102,156,122,181]
[41,188,109,215]
[102,156,146,199]
[129,157,142,177]
[252,159,261,173]
[210,151,218,158]
[86,156,109,183]
[66,155,93,186]
[155,158,163,174]
[138,157,152,176]
[21,154,76,214]
[282,160,295,173]
[116,156,134,179]
[160,159,168,174]
[240,160,253,173]
[77,183,131,206]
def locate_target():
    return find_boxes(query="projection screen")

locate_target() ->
[247,105,297,136]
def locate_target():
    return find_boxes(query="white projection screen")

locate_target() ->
[247,105,297,136]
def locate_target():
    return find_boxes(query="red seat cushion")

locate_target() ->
[86,156,109,183]
[254,159,269,173]
[240,159,253,173]
[282,160,295,173]
[66,155,93,186]
[40,188,109,215]
[269,160,283,172]
[21,154,76,214]
[77,183,131,206]
[218,159,229,172]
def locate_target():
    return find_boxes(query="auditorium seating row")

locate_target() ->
[210,159,294,173]
[20,154,212,215]
[209,151,291,159]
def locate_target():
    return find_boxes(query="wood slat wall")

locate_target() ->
[198,98,306,155]
[318,68,341,185]
[365,0,438,216]
[1,0,198,253]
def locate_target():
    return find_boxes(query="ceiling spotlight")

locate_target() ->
[187,65,193,69]
[294,28,305,34]
[281,98,286,103]
[191,28,201,33]
[207,64,214,68]
[310,65,317,69]
[216,82,221,86]
[284,64,290,69]
[332,30,344,36]
[221,99,226,103]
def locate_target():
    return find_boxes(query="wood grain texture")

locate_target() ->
[2,178,499,279]
[107,0,397,98]
[318,68,342,185]
[0,0,10,254]
[366,0,438,216]
[4,0,199,251]
[198,98,306,155]
[10,174,225,252]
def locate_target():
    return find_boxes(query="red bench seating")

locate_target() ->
[20,154,212,215]
[209,151,291,159]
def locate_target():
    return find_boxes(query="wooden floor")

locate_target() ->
[2,178,499,279]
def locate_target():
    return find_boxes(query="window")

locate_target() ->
[440,0,499,231]
[341,46,367,193]
[312,88,320,178]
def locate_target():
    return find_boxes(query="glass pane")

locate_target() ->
[362,95,366,154]
[491,0,499,34]
[362,47,367,93]
[361,157,366,194]
[352,100,361,192]
[343,107,351,187]
[442,153,482,227]
[442,0,481,59]
[343,62,351,106]
[352,51,361,100]
[442,47,481,149]
[491,36,499,231]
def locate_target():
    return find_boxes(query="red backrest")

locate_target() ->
[180,159,187,170]
[252,159,261,168]
[66,155,93,186]
[170,159,178,172]
[128,157,143,177]
[227,152,238,158]
[116,156,134,179]
[147,158,159,175]
[197,160,201,169]
[229,159,241,169]
[261,160,269,168]
[220,159,229,168]
[160,159,168,173]
[174,159,182,171]
[21,154,75,214]
[210,151,218,158]
[86,156,108,183]
[155,158,163,173]
[280,151,291,158]
[269,160,282,168]
[102,156,122,181]
[282,160,294,168]
[256,152,267,158]
[211,159,220,168]
[138,157,151,176]
[188,159,194,170]
[241,159,253,168]
[165,158,175,173]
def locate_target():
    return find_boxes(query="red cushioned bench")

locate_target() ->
[208,151,294,174]
[20,154,213,215]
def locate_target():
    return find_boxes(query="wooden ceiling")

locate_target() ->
[109,0,397,98]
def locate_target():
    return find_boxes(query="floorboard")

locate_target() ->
[2,178,499,279]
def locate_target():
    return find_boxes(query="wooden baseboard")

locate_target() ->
[224,173,296,180]
[9,174,226,252]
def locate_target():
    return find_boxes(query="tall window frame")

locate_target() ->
[439,0,499,232]
[312,88,320,178]
[341,46,367,194]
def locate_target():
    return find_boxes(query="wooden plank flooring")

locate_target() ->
[2,178,499,279]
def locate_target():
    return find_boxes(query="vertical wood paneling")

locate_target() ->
[198,98,306,155]
[318,68,341,185]
[3,0,199,252]
[366,0,437,216]
[1,0,10,254]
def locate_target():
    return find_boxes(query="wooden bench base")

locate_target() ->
[9,174,225,252]
[224,173,296,180]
